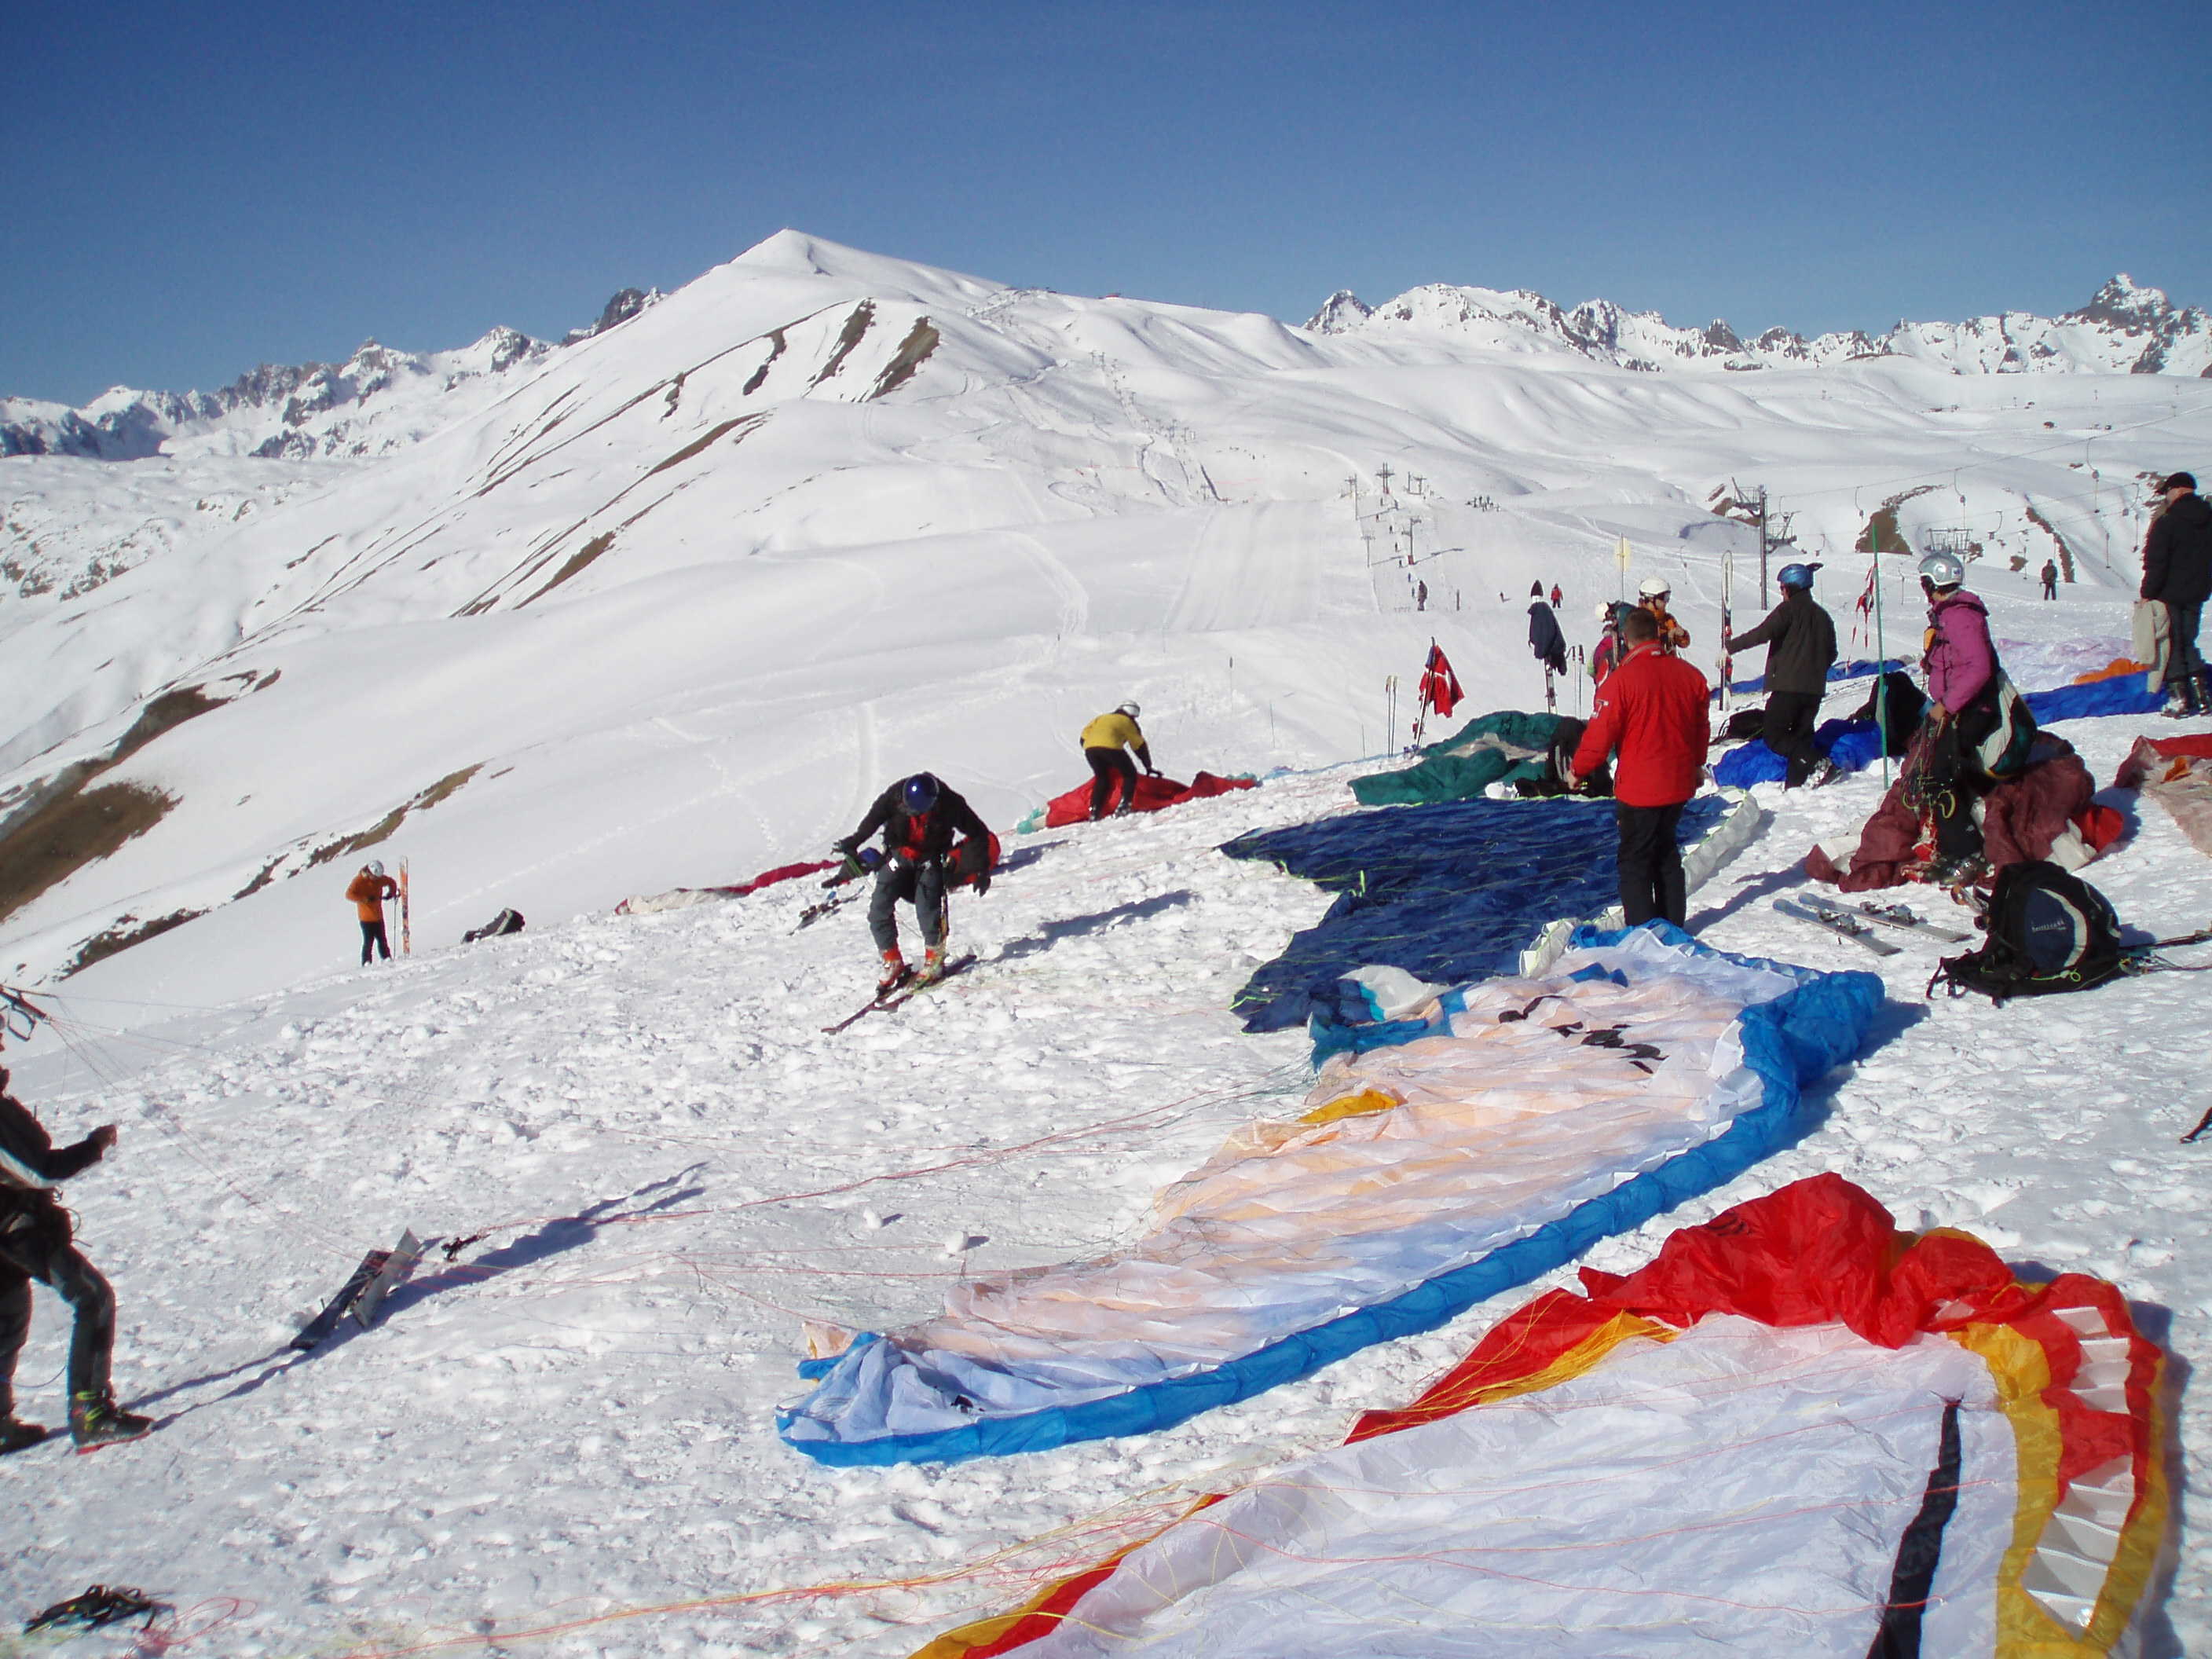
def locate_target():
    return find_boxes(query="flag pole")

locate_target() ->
[1873,532,1890,789]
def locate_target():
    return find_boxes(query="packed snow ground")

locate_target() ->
[1,580,2207,1657]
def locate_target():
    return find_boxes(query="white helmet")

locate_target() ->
[1593,602,1613,623]
[1637,577,1672,600]
[365,860,386,877]
[1916,551,1965,589]
[1117,701,1141,720]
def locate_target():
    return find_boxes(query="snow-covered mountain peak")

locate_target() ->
[1305,289,1372,332]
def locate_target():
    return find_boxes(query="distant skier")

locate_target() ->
[0,1057,151,1453]
[1079,703,1156,820]
[1415,579,1428,611]
[1636,577,1691,652]
[1549,583,1562,608]
[833,773,993,993]
[2039,558,2059,601]
[1723,562,1838,788]
[346,862,400,965]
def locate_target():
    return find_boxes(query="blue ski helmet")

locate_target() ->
[902,773,940,815]
[1777,562,1820,589]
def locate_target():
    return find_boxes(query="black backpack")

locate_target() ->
[1928,862,2126,1005]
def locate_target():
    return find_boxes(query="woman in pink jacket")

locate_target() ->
[1908,552,2004,884]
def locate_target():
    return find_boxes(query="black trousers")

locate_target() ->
[360,917,390,964]
[1914,715,1988,860]
[0,1225,115,1418]
[867,855,946,953]
[2164,599,2204,689]
[1761,691,1823,789]
[1085,746,1137,818]
[1615,802,1687,928]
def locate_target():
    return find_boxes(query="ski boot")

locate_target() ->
[1808,759,1844,789]
[914,947,948,986]
[69,1391,152,1452]
[0,1417,50,1455]
[876,951,913,997]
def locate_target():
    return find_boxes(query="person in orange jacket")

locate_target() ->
[1636,577,1691,652]
[1570,609,1711,928]
[347,861,400,964]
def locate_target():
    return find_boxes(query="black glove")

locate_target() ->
[832,836,857,856]
[972,870,991,896]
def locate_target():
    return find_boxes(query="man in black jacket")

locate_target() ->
[834,773,993,991]
[1527,584,1567,679]
[1723,562,1839,787]
[1,1062,150,1452]
[2143,472,2211,716]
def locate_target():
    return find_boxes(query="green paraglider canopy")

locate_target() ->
[1352,709,1572,806]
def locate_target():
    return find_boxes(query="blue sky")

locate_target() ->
[7,0,2207,405]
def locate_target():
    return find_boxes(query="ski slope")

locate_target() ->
[2,233,2207,1027]
[1,577,2208,1654]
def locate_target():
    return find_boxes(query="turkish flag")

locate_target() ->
[1419,643,1463,719]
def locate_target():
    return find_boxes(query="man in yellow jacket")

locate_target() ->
[1079,702,1156,820]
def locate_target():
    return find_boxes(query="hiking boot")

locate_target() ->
[0,1417,49,1456]
[1808,760,1844,789]
[68,1392,152,1452]
[875,951,911,997]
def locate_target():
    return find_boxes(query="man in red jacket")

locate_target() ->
[1570,609,1711,927]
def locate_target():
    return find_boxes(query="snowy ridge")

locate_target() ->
[1312,271,2212,377]
[0,231,2208,1023]
[0,327,570,463]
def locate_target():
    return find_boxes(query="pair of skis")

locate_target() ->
[1771,896,1971,957]
[292,1229,431,1350]
[822,954,979,1034]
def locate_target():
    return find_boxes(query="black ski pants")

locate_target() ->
[0,1223,115,1419]
[867,855,947,954]
[2163,600,2204,691]
[1615,802,1688,929]
[1914,715,1989,862]
[1085,746,1137,819]
[360,917,390,965]
[1761,691,1824,789]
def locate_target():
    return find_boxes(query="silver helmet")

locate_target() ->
[1916,551,1965,589]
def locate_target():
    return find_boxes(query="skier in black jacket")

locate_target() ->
[2143,472,2212,716]
[1723,562,1839,787]
[834,773,993,991]
[0,1060,150,1452]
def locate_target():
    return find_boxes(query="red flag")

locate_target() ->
[1419,643,1463,719]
